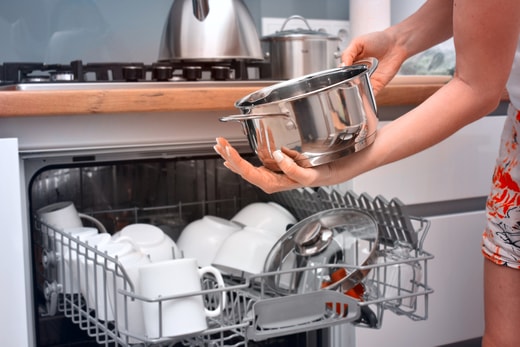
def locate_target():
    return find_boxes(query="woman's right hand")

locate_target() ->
[341,30,406,95]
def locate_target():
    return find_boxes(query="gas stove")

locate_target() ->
[0,59,270,90]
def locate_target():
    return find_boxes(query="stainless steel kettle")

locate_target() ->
[158,0,263,62]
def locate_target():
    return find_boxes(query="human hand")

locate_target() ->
[213,137,334,194]
[342,31,406,95]
[253,121,311,172]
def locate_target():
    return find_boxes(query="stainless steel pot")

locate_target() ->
[158,0,263,62]
[220,58,378,171]
[262,16,342,79]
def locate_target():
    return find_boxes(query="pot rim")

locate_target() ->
[235,58,377,109]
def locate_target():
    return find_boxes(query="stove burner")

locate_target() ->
[0,59,269,85]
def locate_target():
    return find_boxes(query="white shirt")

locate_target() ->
[506,36,520,110]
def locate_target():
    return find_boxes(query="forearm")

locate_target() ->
[323,77,495,188]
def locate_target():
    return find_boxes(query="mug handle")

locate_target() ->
[78,213,108,233]
[198,265,226,318]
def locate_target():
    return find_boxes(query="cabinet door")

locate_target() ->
[356,211,485,347]
[352,116,505,204]
[0,138,32,346]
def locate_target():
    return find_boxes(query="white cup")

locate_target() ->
[212,226,279,277]
[37,201,83,238]
[138,258,226,338]
[177,215,242,267]
[114,223,180,262]
[37,202,106,293]
[79,240,134,321]
[106,248,152,343]
[37,201,107,234]
[51,226,100,294]
[231,202,296,237]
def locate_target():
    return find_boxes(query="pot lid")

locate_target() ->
[262,28,339,41]
[261,15,340,41]
[263,208,380,295]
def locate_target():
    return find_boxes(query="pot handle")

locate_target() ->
[352,57,378,77]
[281,15,312,31]
[220,114,290,122]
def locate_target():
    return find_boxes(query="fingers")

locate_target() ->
[213,137,228,157]
[215,137,331,193]
[214,137,302,193]
[341,37,366,66]
[272,150,321,187]
[214,137,245,173]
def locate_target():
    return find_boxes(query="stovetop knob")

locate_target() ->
[122,66,144,82]
[211,66,231,81]
[182,66,202,81]
[152,65,173,81]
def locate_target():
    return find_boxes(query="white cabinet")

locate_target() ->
[0,138,32,346]
[352,116,505,204]
[356,211,486,347]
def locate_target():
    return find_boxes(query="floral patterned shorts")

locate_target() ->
[483,103,520,269]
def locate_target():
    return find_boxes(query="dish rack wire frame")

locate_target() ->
[35,218,254,347]
[269,188,434,325]
[34,188,434,346]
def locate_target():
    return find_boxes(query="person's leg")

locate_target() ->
[482,259,520,347]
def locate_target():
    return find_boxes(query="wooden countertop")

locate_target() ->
[0,75,506,117]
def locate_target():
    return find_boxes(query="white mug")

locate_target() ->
[38,202,105,293]
[37,201,107,234]
[177,215,242,267]
[212,226,279,277]
[106,248,151,343]
[114,223,180,262]
[37,201,83,233]
[51,226,100,294]
[79,240,134,321]
[231,202,296,237]
[138,258,226,338]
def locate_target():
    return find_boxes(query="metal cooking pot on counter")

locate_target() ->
[262,15,342,79]
[158,0,263,62]
[220,58,378,171]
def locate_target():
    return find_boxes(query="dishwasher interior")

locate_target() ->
[29,154,433,347]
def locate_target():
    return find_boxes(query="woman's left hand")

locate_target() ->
[213,137,333,193]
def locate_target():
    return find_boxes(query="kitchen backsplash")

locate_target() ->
[1,0,451,75]
[0,0,348,64]
[0,0,174,64]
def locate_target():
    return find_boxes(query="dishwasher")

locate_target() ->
[31,155,433,347]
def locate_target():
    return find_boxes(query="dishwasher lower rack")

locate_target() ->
[35,190,433,347]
